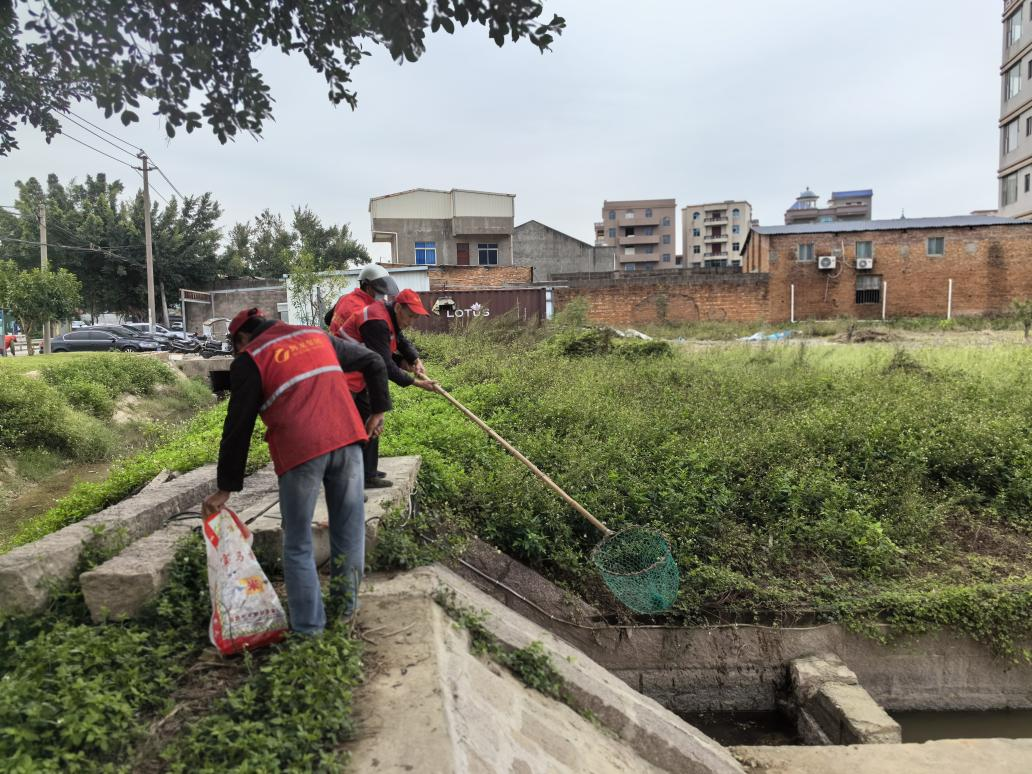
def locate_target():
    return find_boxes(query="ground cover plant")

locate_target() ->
[381,326,1032,658]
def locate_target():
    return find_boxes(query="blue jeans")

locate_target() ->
[277,443,365,635]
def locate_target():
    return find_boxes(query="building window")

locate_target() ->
[856,275,882,305]
[1007,64,1022,100]
[625,246,636,255]
[1027,115,1032,136]
[1002,172,1020,206]
[608,228,615,238]
[662,216,671,226]
[662,253,671,262]
[732,224,741,234]
[623,263,636,272]
[927,236,945,256]
[1005,119,1020,154]
[1028,60,1032,79]
[732,242,740,252]
[625,210,635,219]
[477,243,498,265]
[645,208,652,218]
[662,234,671,245]
[692,228,701,237]
[608,210,615,220]
[1009,10,1023,47]
[643,246,655,255]
[415,241,436,265]
[798,243,815,262]
[1026,173,1031,193]
[693,245,701,254]
[642,226,655,236]
[732,208,741,219]
[856,241,873,259]
[692,212,699,220]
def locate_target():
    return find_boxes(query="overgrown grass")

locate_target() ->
[0,401,269,553]
[381,329,1032,656]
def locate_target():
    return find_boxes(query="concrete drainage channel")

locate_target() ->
[456,539,1032,772]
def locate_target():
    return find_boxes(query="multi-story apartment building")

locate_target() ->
[370,188,515,266]
[999,0,1032,218]
[681,200,752,268]
[784,189,873,225]
[593,198,677,271]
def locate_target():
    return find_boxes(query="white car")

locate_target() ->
[124,322,190,340]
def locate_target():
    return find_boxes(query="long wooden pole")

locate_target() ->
[433,385,613,536]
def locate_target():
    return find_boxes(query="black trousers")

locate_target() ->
[351,389,378,481]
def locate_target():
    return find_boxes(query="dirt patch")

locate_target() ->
[834,328,899,344]
[112,393,143,424]
[132,649,259,773]
[0,461,112,543]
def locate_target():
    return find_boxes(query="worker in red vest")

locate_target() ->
[326,264,399,337]
[202,308,390,634]
[342,288,437,489]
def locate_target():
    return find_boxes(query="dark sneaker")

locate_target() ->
[364,477,393,489]
[374,470,387,478]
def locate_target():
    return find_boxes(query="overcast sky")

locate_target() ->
[0,0,1002,258]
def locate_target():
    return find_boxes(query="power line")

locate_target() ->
[59,107,141,156]
[58,132,136,169]
[56,110,139,160]
[153,166,185,200]
[0,235,139,266]
[137,169,171,206]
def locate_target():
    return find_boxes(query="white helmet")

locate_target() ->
[357,264,400,299]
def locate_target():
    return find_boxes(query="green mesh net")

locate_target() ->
[590,527,679,614]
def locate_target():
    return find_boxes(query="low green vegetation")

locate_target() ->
[1,399,269,553]
[381,322,1032,657]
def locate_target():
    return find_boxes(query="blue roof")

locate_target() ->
[831,189,873,199]
[751,215,1025,237]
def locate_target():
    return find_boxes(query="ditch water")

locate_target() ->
[0,462,113,544]
[678,711,799,747]
[891,710,1032,743]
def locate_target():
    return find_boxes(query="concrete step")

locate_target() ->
[78,466,279,622]
[0,462,221,615]
[353,565,745,774]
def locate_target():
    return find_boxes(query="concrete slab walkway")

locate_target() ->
[733,739,1032,774]
[353,565,745,774]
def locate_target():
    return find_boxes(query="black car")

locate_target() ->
[91,325,170,349]
[48,329,162,353]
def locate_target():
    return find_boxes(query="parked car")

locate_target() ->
[47,330,161,353]
[124,322,191,340]
[91,325,170,348]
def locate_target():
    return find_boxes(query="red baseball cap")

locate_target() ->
[394,288,429,315]
[228,307,265,337]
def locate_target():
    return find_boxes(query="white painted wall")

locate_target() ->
[284,266,430,325]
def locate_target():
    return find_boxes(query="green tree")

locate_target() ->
[287,250,350,326]
[2,173,222,319]
[0,1,565,154]
[222,207,369,278]
[8,268,82,354]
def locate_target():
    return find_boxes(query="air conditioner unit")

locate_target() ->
[817,255,836,270]
[856,257,874,270]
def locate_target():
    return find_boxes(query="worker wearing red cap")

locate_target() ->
[202,307,390,634]
[341,288,437,488]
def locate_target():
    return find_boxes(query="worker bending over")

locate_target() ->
[342,288,437,488]
[202,307,390,634]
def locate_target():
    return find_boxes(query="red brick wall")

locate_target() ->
[427,265,533,290]
[764,224,1032,322]
[554,275,769,326]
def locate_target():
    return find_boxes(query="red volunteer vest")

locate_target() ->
[244,321,366,476]
[341,302,397,394]
[328,288,375,337]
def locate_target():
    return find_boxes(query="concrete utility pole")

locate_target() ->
[138,153,157,333]
[39,203,50,355]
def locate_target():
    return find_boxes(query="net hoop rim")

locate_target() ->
[590,527,674,579]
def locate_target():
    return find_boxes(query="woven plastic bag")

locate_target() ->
[202,507,288,655]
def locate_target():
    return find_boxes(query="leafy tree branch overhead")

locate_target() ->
[0,0,565,154]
